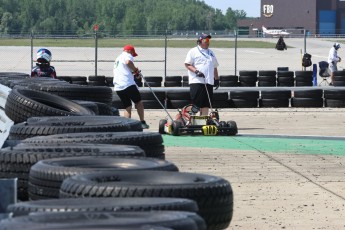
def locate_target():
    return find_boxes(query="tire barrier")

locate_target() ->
[59,170,233,230]
[7,197,198,217]
[5,87,95,124]
[8,116,143,140]
[28,156,179,200]
[0,211,206,230]
[21,131,166,159]
[0,144,146,201]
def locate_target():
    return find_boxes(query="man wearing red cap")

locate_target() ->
[113,44,149,129]
[184,34,219,115]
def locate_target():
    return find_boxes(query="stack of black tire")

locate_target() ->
[258,70,277,87]
[333,71,345,86]
[219,75,238,87]
[291,89,324,107]
[238,71,257,87]
[140,90,166,109]
[105,76,114,87]
[277,71,294,87]
[143,76,162,87]
[182,75,189,87]
[259,89,291,107]
[88,75,107,86]
[229,90,259,108]
[164,76,182,87]
[166,90,190,109]
[0,76,234,230]
[213,92,230,108]
[295,71,313,87]
[324,89,345,107]
[69,76,88,85]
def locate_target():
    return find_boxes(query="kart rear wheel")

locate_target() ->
[219,121,227,127]
[158,119,167,134]
[172,121,182,136]
[226,121,238,136]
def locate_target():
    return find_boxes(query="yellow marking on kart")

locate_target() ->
[202,125,218,136]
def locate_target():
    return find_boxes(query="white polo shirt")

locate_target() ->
[113,52,136,91]
[184,45,219,85]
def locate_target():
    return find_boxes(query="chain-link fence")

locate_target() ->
[0,31,342,82]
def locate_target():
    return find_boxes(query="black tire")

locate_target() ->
[172,121,182,136]
[0,211,205,230]
[277,71,294,77]
[164,81,182,87]
[257,81,276,87]
[333,80,345,86]
[21,132,165,159]
[324,99,345,107]
[229,99,258,108]
[0,144,145,201]
[60,170,233,230]
[257,75,276,82]
[72,100,99,114]
[167,100,191,109]
[225,121,238,135]
[165,76,182,81]
[293,89,323,98]
[259,99,290,108]
[323,89,345,99]
[239,70,257,77]
[140,91,166,101]
[219,75,238,81]
[229,90,259,100]
[144,81,162,87]
[159,119,167,134]
[258,70,276,76]
[333,71,345,76]
[294,71,313,77]
[291,98,324,107]
[9,116,142,140]
[27,84,113,105]
[7,197,198,217]
[295,81,313,87]
[220,81,238,87]
[142,99,166,109]
[28,156,179,199]
[5,87,94,124]
[260,90,291,99]
[166,90,190,100]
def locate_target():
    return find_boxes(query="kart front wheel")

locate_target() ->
[158,119,167,134]
[172,121,182,136]
[226,120,238,135]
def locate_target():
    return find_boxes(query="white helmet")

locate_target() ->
[334,43,341,50]
[36,48,52,63]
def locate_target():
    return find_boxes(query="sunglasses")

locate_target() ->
[201,38,210,43]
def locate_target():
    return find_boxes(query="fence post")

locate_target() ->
[164,31,167,79]
[234,30,238,76]
[303,29,307,71]
[31,30,34,71]
[94,30,98,77]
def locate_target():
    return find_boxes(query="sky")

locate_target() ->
[202,0,261,17]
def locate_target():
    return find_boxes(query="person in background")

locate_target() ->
[328,43,341,85]
[275,36,287,51]
[184,34,220,115]
[113,44,149,129]
[31,48,57,78]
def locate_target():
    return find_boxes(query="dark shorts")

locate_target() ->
[116,85,142,108]
[190,83,213,108]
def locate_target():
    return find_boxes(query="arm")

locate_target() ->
[214,68,219,80]
[185,63,197,73]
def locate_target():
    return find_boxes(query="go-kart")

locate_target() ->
[158,104,238,136]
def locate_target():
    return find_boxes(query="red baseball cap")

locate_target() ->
[123,45,138,57]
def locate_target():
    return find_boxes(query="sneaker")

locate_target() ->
[141,120,150,129]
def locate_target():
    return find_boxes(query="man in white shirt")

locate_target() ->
[184,34,220,115]
[328,43,341,85]
[113,45,149,129]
